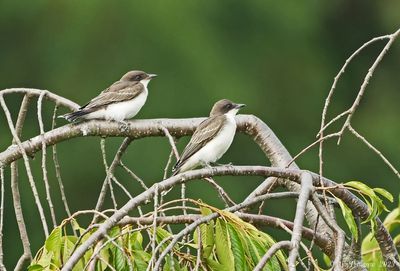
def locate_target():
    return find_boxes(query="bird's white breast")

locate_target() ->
[180,114,237,171]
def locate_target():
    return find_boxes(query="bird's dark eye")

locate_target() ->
[135,75,142,80]
[225,103,232,109]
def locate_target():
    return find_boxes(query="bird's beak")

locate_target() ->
[148,74,157,79]
[235,103,246,109]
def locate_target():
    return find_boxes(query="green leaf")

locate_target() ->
[227,224,248,271]
[345,181,376,198]
[28,264,44,271]
[130,231,144,251]
[45,226,62,252]
[215,219,234,270]
[335,197,358,241]
[133,250,151,270]
[373,188,394,202]
[206,257,226,271]
[45,226,63,267]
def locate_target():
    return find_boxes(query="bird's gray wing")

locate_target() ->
[80,81,143,110]
[174,115,225,170]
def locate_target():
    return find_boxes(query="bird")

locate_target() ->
[60,70,157,122]
[172,99,245,175]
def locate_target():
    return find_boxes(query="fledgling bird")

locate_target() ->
[61,70,157,122]
[172,99,245,175]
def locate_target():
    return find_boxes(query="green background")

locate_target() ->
[0,0,399,268]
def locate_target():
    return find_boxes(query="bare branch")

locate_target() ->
[10,94,32,270]
[288,172,314,270]
[0,88,78,111]
[0,95,49,237]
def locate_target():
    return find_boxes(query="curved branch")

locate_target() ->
[0,88,79,110]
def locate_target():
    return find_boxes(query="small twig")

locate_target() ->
[253,241,291,271]
[203,177,235,207]
[307,215,320,270]
[194,226,202,271]
[0,95,49,237]
[150,184,159,269]
[316,110,351,137]
[111,176,133,200]
[160,126,180,160]
[163,150,174,180]
[348,125,400,179]
[120,161,148,190]
[100,138,118,209]
[38,91,57,227]
[287,132,341,167]
[51,104,72,218]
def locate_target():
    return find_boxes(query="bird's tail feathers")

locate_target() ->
[171,161,181,176]
[58,110,90,122]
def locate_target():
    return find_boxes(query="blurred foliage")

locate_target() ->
[0,0,399,268]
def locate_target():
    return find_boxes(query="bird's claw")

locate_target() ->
[118,121,130,132]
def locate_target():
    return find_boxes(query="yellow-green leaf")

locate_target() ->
[336,197,358,241]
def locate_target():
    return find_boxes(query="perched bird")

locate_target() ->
[61,70,157,122]
[172,99,245,175]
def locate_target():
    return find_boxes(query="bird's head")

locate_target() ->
[210,99,246,117]
[121,70,157,87]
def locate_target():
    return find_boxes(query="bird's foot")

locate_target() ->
[118,121,130,132]
[214,162,233,167]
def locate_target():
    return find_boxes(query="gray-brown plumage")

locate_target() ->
[172,99,245,175]
[61,70,156,122]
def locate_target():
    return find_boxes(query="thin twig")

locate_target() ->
[38,91,57,227]
[203,177,235,207]
[348,125,400,179]
[160,126,180,160]
[150,184,159,270]
[120,161,148,190]
[100,138,118,209]
[51,104,72,217]
[194,226,202,271]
